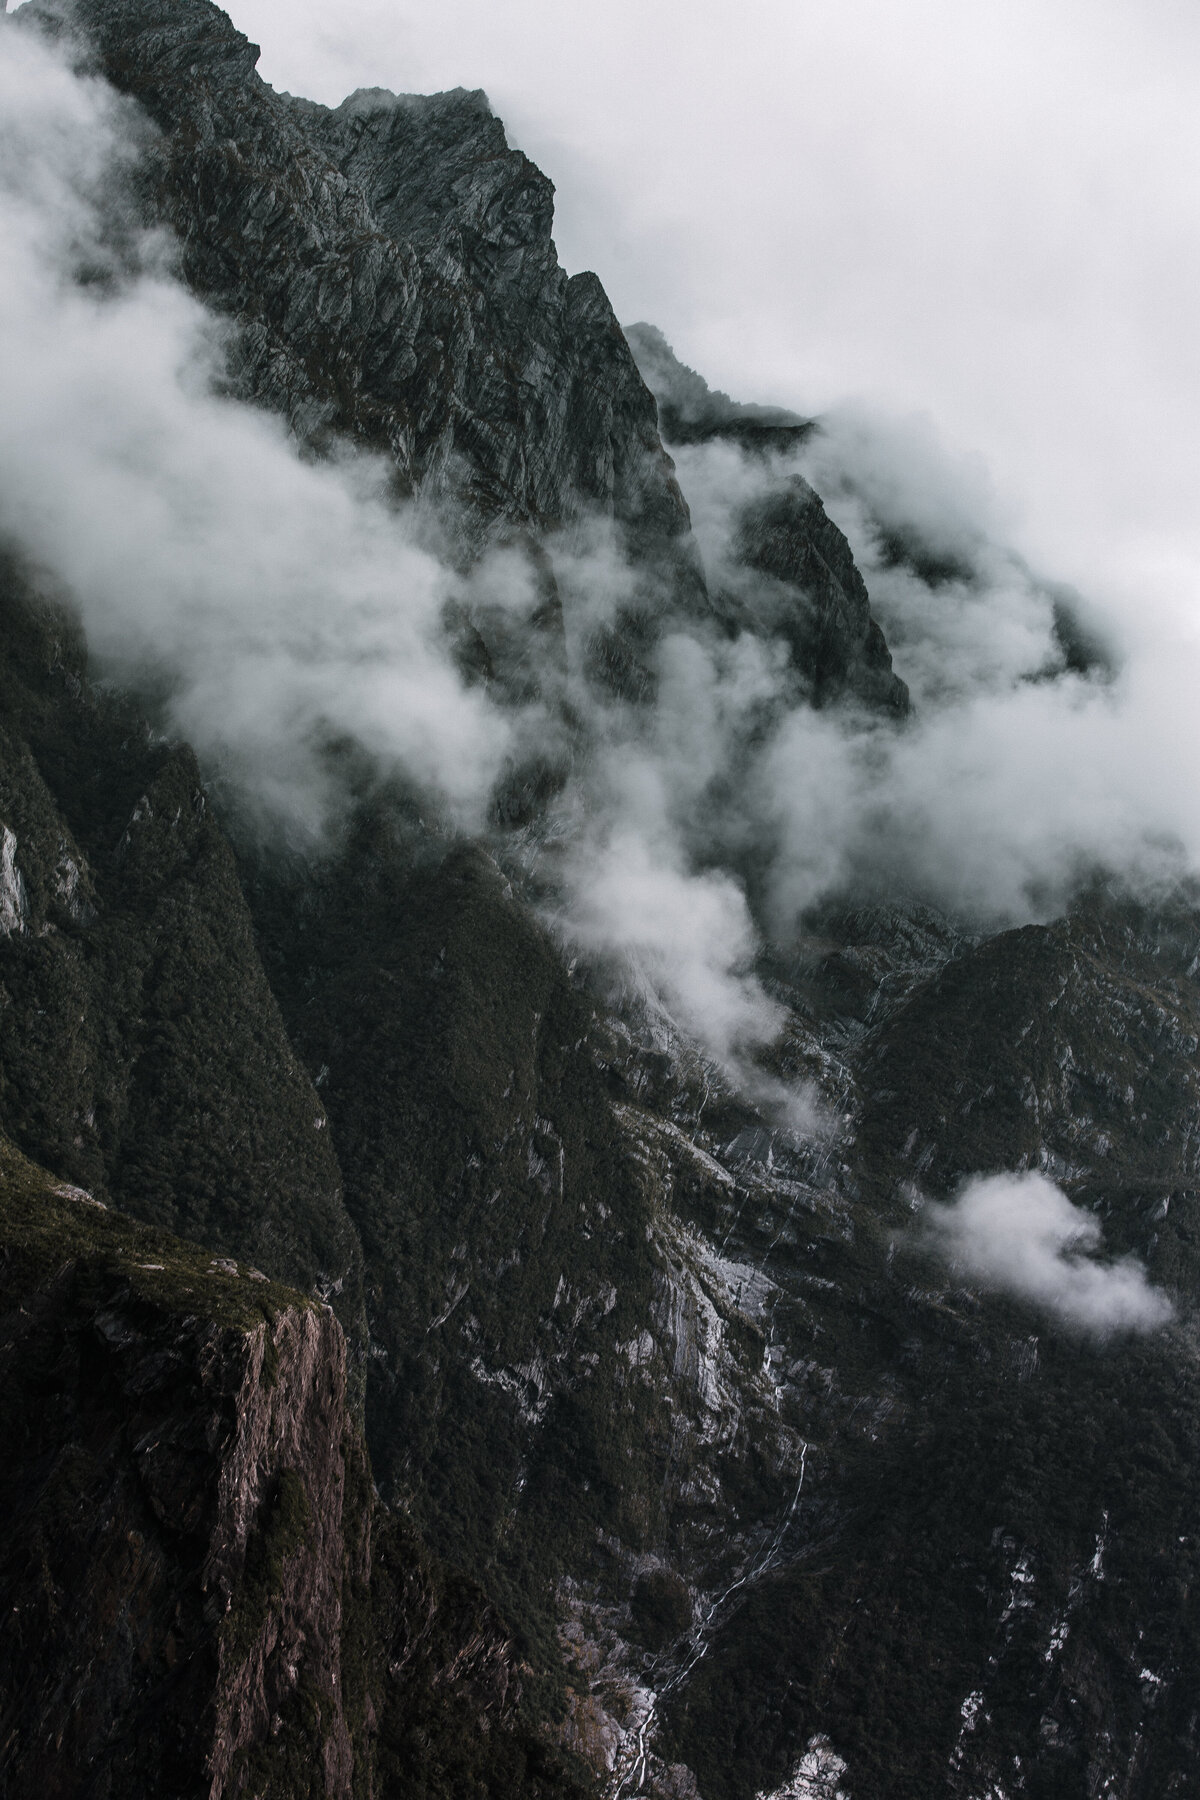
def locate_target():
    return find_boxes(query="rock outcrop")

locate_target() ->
[623,323,813,454]
[0,1134,589,1799]
[21,0,905,712]
[729,477,910,713]
[625,324,908,714]
[27,0,694,590]
[0,1136,357,1797]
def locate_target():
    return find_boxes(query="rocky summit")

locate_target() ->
[2,3,1199,1798]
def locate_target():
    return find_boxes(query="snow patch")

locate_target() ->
[754,1736,850,1800]
[0,826,28,935]
[53,1181,104,1209]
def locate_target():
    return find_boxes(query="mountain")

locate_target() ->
[3,3,1200,1798]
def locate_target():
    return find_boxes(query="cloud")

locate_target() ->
[6,17,1200,1129]
[0,24,813,1105]
[920,1171,1173,1336]
[0,23,512,843]
[541,536,813,1107]
[557,814,781,1064]
[664,418,1200,930]
[212,0,1200,641]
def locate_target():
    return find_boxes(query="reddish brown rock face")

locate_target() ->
[0,1168,359,1798]
[207,1306,355,1799]
[0,1166,588,1800]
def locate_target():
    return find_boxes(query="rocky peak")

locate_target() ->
[23,0,693,582]
[298,84,557,265]
[10,7,1197,1797]
[731,476,910,713]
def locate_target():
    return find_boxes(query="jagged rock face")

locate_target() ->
[293,90,692,569]
[623,323,813,453]
[23,0,908,711]
[29,0,694,585]
[649,895,1200,1800]
[7,4,1200,1798]
[624,324,908,713]
[0,1148,355,1799]
[243,830,796,1694]
[10,512,1199,1800]
[729,479,909,713]
[856,894,1200,1214]
[0,824,29,936]
[0,1140,590,1800]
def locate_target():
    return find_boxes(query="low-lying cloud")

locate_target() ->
[0,25,511,843]
[920,1171,1173,1337]
[0,24,803,1102]
[670,418,1200,928]
[6,21,1200,1127]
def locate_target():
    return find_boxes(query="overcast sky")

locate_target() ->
[203,0,1200,638]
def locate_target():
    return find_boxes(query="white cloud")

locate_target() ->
[0,25,811,1103]
[6,10,1200,1126]
[212,0,1200,640]
[0,25,510,844]
[558,814,781,1065]
[921,1171,1173,1336]
[666,422,1200,930]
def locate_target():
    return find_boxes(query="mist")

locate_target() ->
[666,416,1200,929]
[920,1172,1173,1337]
[5,17,1200,1126]
[0,24,510,841]
[0,24,802,1100]
[210,0,1200,629]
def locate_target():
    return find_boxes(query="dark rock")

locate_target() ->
[732,478,910,713]
[0,555,366,1355]
[0,1138,590,1799]
[630,1569,692,1651]
[624,321,814,452]
[625,323,907,713]
[6,4,1200,1797]
[0,1142,356,1798]
[24,0,695,590]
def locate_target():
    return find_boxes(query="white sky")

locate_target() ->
[9,0,1198,632]
[207,0,1200,636]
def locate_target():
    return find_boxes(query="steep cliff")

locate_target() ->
[19,0,910,715]
[0,555,366,1357]
[0,1132,591,1799]
[625,323,908,715]
[27,0,695,593]
[0,1132,361,1797]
